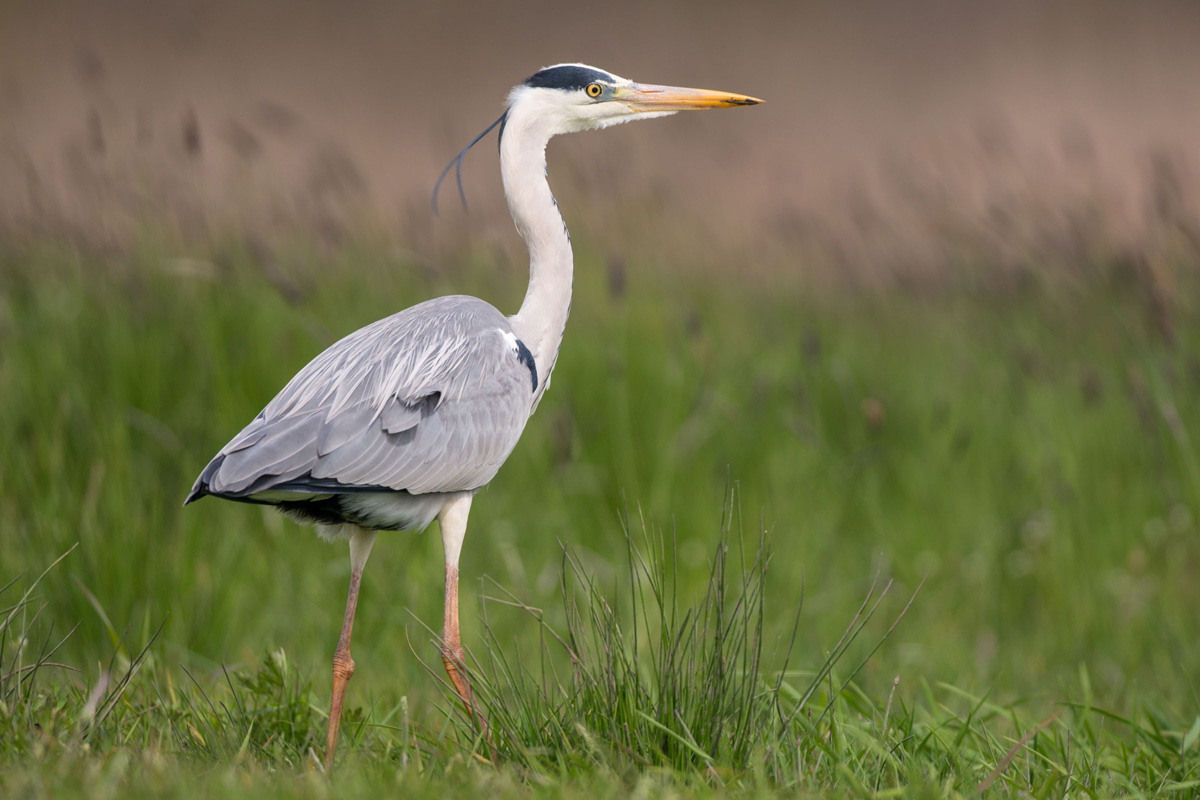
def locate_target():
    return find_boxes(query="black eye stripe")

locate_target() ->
[524,65,614,92]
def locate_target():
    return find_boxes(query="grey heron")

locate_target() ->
[185,63,761,768]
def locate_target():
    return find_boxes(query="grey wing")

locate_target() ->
[187,295,539,501]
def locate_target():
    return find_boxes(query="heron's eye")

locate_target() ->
[585,83,603,98]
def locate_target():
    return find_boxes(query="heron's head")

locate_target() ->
[433,64,761,214]
[508,63,762,135]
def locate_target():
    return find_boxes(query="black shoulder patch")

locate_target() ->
[525,65,613,91]
[515,339,538,391]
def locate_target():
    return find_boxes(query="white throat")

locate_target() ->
[502,98,575,408]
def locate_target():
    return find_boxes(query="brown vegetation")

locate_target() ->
[1,0,1198,288]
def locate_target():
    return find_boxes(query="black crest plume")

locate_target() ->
[432,112,508,216]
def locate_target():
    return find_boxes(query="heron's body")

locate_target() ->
[186,296,538,531]
[185,63,760,768]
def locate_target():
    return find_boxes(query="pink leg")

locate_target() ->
[438,494,487,735]
[324,528,376,770]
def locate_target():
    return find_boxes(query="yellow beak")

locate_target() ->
[616,83,763,111]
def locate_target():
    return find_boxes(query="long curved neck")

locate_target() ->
[501,104,574,406]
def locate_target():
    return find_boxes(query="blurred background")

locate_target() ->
[3,0,1200,280]
[1,0,1197,721]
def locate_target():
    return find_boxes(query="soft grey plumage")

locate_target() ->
[186,296,537,530]
[184,62,760,770]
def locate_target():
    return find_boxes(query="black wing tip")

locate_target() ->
[266,476,403,494]
[185,468,404,506]
[184,455,224,506]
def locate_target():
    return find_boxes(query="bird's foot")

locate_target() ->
[441,646,494,753]
[325,650,356,769]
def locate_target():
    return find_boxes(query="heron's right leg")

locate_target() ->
[325,527,377,770]
[437,492,486,734]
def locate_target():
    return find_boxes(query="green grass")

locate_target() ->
[1,231,1198,798]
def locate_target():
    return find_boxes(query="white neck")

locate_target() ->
[501,101,574,407]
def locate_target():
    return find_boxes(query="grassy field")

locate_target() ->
[1,231,1198,798]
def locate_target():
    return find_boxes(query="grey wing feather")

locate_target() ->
[188,296,536,501]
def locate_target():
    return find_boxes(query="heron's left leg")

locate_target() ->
[324,527,377,770]
[437,492,485,732]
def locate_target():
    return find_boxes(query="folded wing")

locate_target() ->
[186,295,536,502]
